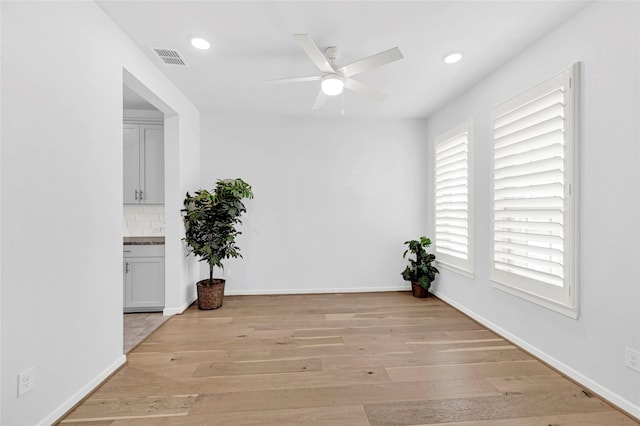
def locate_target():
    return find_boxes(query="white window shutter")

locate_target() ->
[491,64,579,318]
[434,121,473,275]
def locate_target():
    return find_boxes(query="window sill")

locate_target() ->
[491,279,579,319]
[435,260,475,280]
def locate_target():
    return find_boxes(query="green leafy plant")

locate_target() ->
[401,236,439,290]
[182,178,253,286]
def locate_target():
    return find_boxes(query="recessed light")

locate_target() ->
[190,37,210,50]
[443,51,462,64]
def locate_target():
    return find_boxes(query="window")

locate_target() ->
[491,63,579,318]
[434,121,473,276]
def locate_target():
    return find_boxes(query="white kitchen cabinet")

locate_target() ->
[123,245,164,312]
[123,124,164,204]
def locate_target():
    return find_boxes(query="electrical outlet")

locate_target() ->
[625,347,640,372]
[17,366,36,397]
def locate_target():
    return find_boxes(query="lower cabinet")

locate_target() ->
[123,245,165,312]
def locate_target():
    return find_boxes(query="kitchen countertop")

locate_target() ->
[124,237,165,245]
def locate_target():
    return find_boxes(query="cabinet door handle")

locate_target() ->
[134,190,139,200]
[139,190,144,200]
[123,250,131,253]
[125,262,130,274]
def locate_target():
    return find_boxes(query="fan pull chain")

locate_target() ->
[341,90,344,116]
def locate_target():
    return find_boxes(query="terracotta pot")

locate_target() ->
[196,278,226,310]
[411,282,429,298]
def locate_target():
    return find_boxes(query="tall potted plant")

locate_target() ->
[401,236,439,298]
[182,178,253,309]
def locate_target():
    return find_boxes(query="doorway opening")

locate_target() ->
[122,83,166,353]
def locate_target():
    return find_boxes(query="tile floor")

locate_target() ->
[123,312,170,353]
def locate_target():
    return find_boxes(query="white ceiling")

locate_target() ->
[100,1,590,118]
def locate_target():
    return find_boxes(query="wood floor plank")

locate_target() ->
[487,374,602,396]
[386,360,556,382]
[321,347,534,371]
[412,410,639,425]
[100,365,195,387]
[108,405,371,426]
[58,293,638,425]
[342,334,513,354]
[192,357,323,377]
[188,379,502,414]
[92,367,393,398]
[292,319,484,338]
[364,390,612,425]
[60,394,197,422]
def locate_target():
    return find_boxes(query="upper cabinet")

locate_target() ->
[124,123,164,204]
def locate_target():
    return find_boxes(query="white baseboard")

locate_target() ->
[39,355,126,426]
[225,285,411,296]
[431,290,640,420]
[163,295,197,316]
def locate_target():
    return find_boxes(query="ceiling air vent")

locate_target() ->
[150,47,189,66]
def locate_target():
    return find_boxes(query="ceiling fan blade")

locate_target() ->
[264,76,322,84]
[343,78,387,101]
[312,90,326,110]
[292,34,335,73]
[339,47,403,78]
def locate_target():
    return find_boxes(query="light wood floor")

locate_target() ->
[59,292,638,425]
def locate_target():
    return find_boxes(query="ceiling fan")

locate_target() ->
[264,34,403,110]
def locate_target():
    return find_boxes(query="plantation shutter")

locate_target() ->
[492,71,568,288]
[435,125,471,273]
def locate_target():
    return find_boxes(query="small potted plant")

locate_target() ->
[182,178,253,309]
[401,236,439,298]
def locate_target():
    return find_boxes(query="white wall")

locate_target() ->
[0,2,199,425]
[199,115,428,294]
[164,112,201,315]
[425,1,640,416]
[0,3,3,420]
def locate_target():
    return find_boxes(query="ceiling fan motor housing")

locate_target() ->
[324,46,340,62]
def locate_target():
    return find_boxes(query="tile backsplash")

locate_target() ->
[123,205,165,237]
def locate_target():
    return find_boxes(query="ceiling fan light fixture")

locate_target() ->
[321,74,344,96]
[443,51,462,64]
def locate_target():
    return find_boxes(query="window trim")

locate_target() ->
[490,63,580,319]
[433,119,474,278]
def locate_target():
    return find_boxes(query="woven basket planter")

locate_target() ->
[411,282,429,298]
[197,278,226,310]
